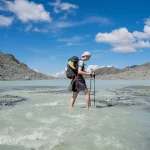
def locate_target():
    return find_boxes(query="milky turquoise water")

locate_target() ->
[1,80,150,88]
[0,80,150,150]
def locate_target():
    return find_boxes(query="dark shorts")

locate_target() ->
[68,78,87,93]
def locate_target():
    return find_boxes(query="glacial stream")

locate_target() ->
[0,80,150,150]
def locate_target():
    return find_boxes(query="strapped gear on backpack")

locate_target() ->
[66,56,79,79]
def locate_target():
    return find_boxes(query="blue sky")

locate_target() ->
[0,0,150,77]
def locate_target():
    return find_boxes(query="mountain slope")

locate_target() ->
[94,63,150,80]
[0,52,55,80]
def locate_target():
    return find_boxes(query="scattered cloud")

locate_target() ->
[133,30,149,40]
[57,36,86,42]
[96,27,135,44]
[65,42,84,46]
[52,71,66,78]
[134,40,150,48]
[2,0,51,22]
[92,50,109,53]
[111,46,136,53]
[57,35,89,46]
[0,15,13,26]
[59,35,89,47]
[144,25,150,35]
[25,24,32,31]
[80,16,111,25]
[49,0,78,14]
[33,27,49,33]
[95,17,150,52]
[33,69,38,72]
[86,65,113,72]
[144,17,150,26]
[51,16,110,29]
[60,13,68,20]
[87,65,99,72]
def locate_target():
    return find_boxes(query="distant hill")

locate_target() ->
[0,52,55,81]
[94,63,150,80]
[94,66,121,75]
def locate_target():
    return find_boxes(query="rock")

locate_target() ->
[0,52,56,80]
[0,95,26,106]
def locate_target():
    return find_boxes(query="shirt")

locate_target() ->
[78,60,85,80]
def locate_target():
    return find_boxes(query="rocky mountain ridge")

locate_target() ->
[94,63,150,80]
[1,52,150,80]
[0,52,55,81]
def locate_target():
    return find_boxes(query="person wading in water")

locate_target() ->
[69,51,95,109]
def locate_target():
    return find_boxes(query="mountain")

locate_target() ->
[94,66,121,75]
[94,63,150,80]
[0,52,55,81]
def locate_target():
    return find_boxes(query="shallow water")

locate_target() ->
[0,80,150,150]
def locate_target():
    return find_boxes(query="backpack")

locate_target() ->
[66,56,79,79]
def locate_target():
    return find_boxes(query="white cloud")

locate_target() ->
[57,36,85,42]
[58,35,88,46]
[49,0,78,13]
[145,17,150,26]
[51,16,110,29]
[60,13,68,20]
[33,27,49,33]
[111,46,136,53]
[95,27,135,44]
[56,71,65,78]
[4,0,51,22]
[66,42,73,46]
[0,15,13,26]
[87,65,113,72]
[81,16,110,25]
[52,71,66,78]
[86,65,100,72]
[132,25,150,40]
[95,18,150,53]
[132,31,149,39]
[25,24,32,31]
[134,40,150,48]
[65,42,84,46]
[144,25,150,35]
[33,69,38,72]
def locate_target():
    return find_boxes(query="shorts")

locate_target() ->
[68,78,87,93]
[77,79,87,92]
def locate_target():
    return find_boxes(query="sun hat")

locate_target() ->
[82,51,91,57]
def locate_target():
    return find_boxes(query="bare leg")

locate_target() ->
[83,89,91,109]
[70,92,78,108]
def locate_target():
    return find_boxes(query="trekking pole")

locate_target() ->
[89,69,93,94]
[93,73,96,106]
[89,73,92,94]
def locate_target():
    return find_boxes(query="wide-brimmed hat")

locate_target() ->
[82,51,91,57]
